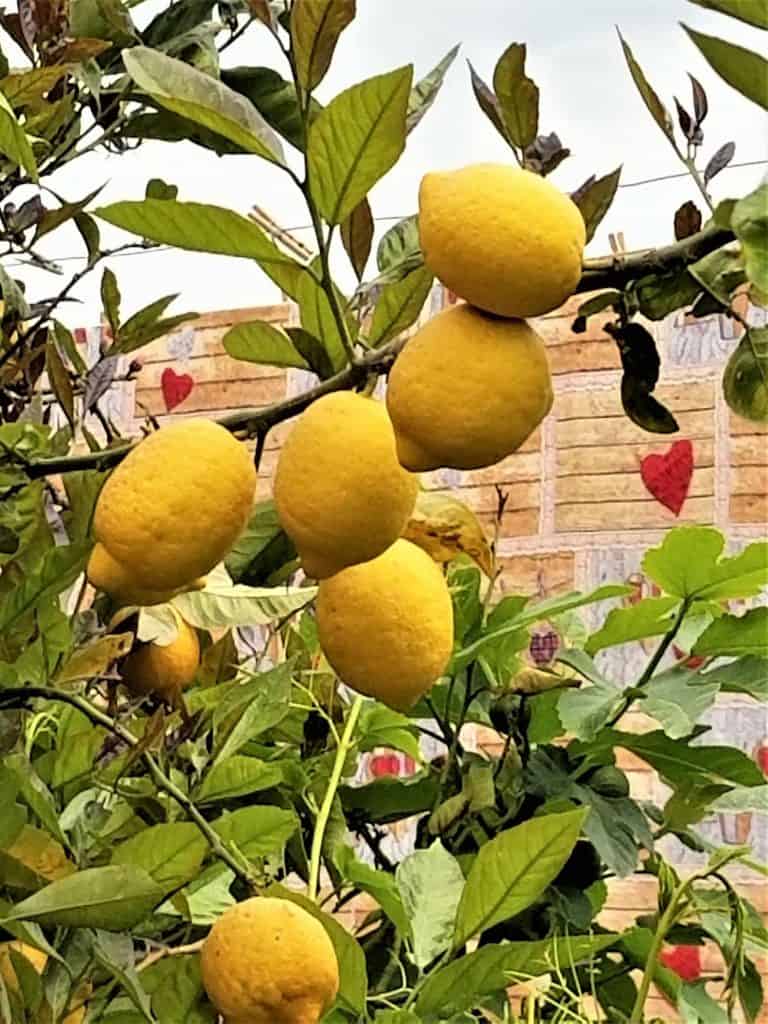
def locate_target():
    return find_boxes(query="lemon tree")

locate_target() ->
[0,2,767,1023]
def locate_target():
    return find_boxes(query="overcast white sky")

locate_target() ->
[11,0,768,326]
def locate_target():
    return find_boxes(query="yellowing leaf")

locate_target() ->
[55,633,133,684]
[404,491,493,576]
[0,826,75,891]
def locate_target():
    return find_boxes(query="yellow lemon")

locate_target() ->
[316,539,454,710]
[121,618,200,700]
[419,163,586,318]
[94,419,256,591]
[87,543,206,607]
[386,304,553,471]
[274,392,418,579]
[200,897,339,1024]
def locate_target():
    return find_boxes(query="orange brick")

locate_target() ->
[497,551,576,595]
[731,493,768,524]
[136,377,287,415]
[556,381,713,421]
[557,409,713,449]
[137,354,286,388]
[549,340,621,375]
[558,438,715,476]
[555,495,713,532]
[731,414,768,436]
[556,467,713,504]
[732,464,768,496]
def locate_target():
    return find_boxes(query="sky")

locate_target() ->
[9,0,768,327]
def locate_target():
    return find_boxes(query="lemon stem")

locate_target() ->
[307,693,364,903]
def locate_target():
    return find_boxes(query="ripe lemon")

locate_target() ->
[121,618,200,700]
[419,163,586,318]
[316,539,454,710]
[201,896,339,1024]
[94,419,256,591]
[274,392,418,579]
[386,304,553,471]
[87,543,207,607]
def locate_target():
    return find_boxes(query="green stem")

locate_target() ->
[307,693,364,903]
[0,687,257,887]
[684,156,715,214]
[628,879,689,1024]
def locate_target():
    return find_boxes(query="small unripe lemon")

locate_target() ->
[419,163,586,318]
[317,539,454,710]
[121,619,200,700]
[87,543,178,606]
[387,304,553,471]
[94,419,256,591]
[201,897,339,1024]
[274,392,418,579]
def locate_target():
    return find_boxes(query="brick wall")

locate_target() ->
[98,285,766,1020]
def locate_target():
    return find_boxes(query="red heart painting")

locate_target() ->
[640,439,694,516]
[161,368,194,411]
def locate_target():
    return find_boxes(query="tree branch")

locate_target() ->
[17,221,736,481]
[0,686,258,888]
[576,222,734,293]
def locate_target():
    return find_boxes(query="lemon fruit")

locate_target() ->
[201,896,339,1024]
[386,304,553,471]
[94,419,256,591]
[419,163,586,318]
[274,392,418,579]
[121,618,200,700]
[316,539,454,710]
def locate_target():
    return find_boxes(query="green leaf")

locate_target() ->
[197,757,284,803]
[643,527,768,600]
[6,865,163,929]
[223,319,309,369]
[340,198,374,280]
[618,30,677,146]
[687,0,768,27]
[308,65,412,225]
[100,266,121,335]
[453,809,587,947]
[221,66,314,151]
[585,729,765,789]
[694,607,768,657]
[123,47,285,162]
[558,683,624,742]
[396,841,465,968]
[678,980,730,1023]
[340,772,440,825]
[712,784,768,813]
[368,266,432,345]
[731,185,768,301]
[296,274,347,371]
[0,541,89,633]
[93,932,163,1022]
[468,61,509,145]
[287,326,335,379]
[706,656,768,700]
[578,791,650,877]
[334,844,409,935]
[46,341,75,429]
[571,166,622,244]
[407,44,459,134]
[211,662,293,749]
[225,499,297,585]
[357,703,421,761]
[492,43,539,149]
[111,823,207,891]
[376,213,420,273]
[95,199,308,299]
[267,884,367,1015]
[212,806,298,859]
[723,328,768,424]
[415,934,617,1017]
[291,0,355,91]
[171,569,314,630]
[454,585,630,669]
[641,668,720,739]
[138,953,214,1024]
[682,25,768,112]
[689,246,746,307]
[4,755,66,847]
[585,595,681,655]
[0,91,38,180]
